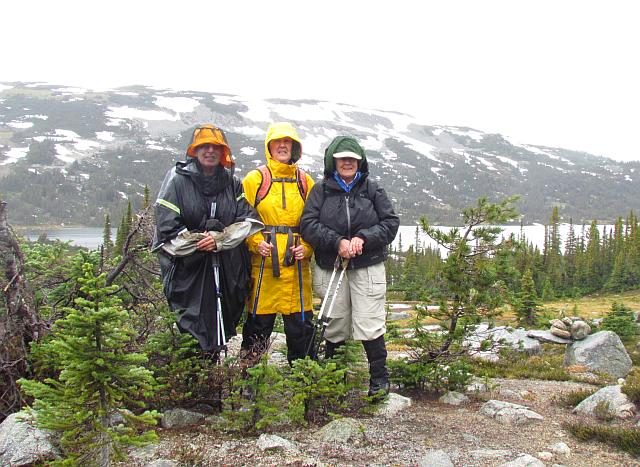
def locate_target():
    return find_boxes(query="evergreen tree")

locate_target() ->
[543,206,564,295]
[514,269,541,326]
[19,264,157,466]
[584,220,603,292]
[114,201,133,255]
[102,213,114,259]
[421,196,519,355]
[143,185,151,209]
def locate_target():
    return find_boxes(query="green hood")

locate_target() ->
[323,136,369,178]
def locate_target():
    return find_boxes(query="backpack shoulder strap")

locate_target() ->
[366,178,378,203]
[255,165,272,207]
[296,167,308,200]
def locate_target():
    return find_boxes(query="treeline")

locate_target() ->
[387,206,640,302]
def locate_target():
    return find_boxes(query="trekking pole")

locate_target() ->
[306,256,349,358]
[209,201,226,353]
[251,231,271,319]
[212,254,226,349]
[295,235,305,322]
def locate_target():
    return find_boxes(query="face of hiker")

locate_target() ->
[269,137,293,164]
[195,144,223,173]
[335,157,358,182]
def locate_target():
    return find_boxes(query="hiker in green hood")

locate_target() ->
[300,136,399,396]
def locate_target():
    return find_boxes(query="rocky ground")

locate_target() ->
[120,336,640,467]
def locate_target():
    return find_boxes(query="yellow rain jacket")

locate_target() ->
[243,122,315,315]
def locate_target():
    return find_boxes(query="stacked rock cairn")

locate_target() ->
[549,317,592,340]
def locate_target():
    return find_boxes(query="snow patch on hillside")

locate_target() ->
[7,121,33,129]
[55,144,75,163]
[154,96,200,114]
[1,147,29,165]
[106,106,180,122]
[240,147,257,156]
[52,87,88,94]
[96,131,114,141]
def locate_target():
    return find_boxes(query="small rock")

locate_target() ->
[469,449,511,459]
[160,408,205,428]
[499,388,524,400]
[499,453,545,467]
[314,418,365,444]
[537,451,554,461]
[147,460,178,467]
[570,321,591,340]
[549,319,567,330]
[549,442,571,456]
[439,391,469,406]
[129,443,159,461]
[480,400,544,425]
[550,327,572,339]
[526,329,572,344]
[256,434,298,452]
[573,385,636,419]
[418,449,454,467]
[0,412,60,466]
[376,393,412,418]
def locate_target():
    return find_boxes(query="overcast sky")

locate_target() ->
[2,1,639,162]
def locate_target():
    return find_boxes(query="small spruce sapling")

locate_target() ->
[20,263,157,466]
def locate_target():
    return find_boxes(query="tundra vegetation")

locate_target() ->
[0,196,639,464]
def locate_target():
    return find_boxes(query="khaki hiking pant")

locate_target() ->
[313,262,387,343]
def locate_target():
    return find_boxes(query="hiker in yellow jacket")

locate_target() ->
[240,122,315,363]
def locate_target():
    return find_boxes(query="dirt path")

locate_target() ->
[128,378,639,466]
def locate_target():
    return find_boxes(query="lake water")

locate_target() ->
[24,224,613,254]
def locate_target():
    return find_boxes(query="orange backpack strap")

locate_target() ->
[255,165,272,207]
[296,167,308,200]
[254,165,308,208]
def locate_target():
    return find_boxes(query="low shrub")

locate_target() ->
[621,368,640,404]
[564,421,640,456]
[389,359,473,393]
[558,388,597,408]
[601,301,638,339]
[468,351,572,381]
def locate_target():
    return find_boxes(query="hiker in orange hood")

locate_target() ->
[240,122,315,363]
[154,125,258,355]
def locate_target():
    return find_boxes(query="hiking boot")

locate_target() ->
[368,377,390,397]
[363,335,390,398]
[324,340,345,359]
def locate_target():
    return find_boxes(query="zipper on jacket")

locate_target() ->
[345,195,355,269]
[345,195,351,239]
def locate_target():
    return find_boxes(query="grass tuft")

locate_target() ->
[564,421,640,456]
[621,368,640,404]
[557,388,597,408]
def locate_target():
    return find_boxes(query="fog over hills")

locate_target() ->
[1,82,639,226]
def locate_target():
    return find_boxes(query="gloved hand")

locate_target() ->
[205,219,226,232]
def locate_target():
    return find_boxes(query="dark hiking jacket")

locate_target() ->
[300,136,399,270]
[154,159,256,351]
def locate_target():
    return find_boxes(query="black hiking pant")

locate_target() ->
[241,311,314,363]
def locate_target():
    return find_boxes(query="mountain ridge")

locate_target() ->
[1,81,638,226]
